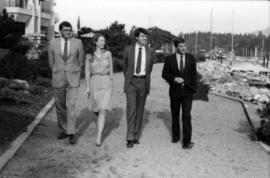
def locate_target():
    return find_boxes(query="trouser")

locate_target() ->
[53,84,79,135]
[126,77,147,141]
[170,94,193,143]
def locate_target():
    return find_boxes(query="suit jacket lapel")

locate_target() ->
[57,38,62,57]
[67,38,74,60]
[130,44,136,71]
[145,46,151,72]
[183,54,189,75]
[173,54,180,72]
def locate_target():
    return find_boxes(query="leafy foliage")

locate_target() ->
[183,31,270,56]
[79,21,132,59]
[148,26,177,51]
[0,9,24,49]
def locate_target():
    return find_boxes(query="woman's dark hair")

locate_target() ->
[174,37,185,47]
[134,28,148,38]
[88,33,107,55]
[59,21,72,31]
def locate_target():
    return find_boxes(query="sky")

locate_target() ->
[54,0,270,36]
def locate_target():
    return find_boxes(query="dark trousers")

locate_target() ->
[126,77,147,141]
[170,94,193,143]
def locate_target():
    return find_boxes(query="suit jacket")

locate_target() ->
[162,53,197,97]
[48,37,85,88]
[122,44,154,94]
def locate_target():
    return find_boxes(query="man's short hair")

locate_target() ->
[59,21,72,31]
[174,37,186,47]
[134,28,148,37]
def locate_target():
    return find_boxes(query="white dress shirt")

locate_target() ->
[134,43,146,76]
[61,37,70,56]
[176,53,185,70]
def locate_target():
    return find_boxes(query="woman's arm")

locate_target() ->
[108,52,113,80]
[85,54,91,90]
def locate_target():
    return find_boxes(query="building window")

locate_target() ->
[8,0,25,8]
[15,0,24,8]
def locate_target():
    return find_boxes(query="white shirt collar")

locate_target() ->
[135,43,145,50]
[61,37,71,42]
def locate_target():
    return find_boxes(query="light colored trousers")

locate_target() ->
[53,84,78,135]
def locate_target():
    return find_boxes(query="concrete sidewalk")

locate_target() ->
[0,64,269,178]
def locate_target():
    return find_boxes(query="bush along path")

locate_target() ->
[0,77,53,155]
[0,64,269,178]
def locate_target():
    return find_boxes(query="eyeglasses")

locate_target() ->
[139,34,148,38]
[178,44,186,47]
[62,29,72,32]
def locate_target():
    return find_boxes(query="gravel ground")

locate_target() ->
[0,64,269,178]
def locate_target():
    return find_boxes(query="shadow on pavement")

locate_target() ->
[157,109,172,139]
[103,107,124,142]
[235,119,257,141]
[137,109,151,140]
[75,107,124,143]
[76,108,96,138]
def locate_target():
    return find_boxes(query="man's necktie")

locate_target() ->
[135,47,142,74]
[180,55,184,73]
[63,39,68,62]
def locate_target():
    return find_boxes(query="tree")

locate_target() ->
[96,21,132,59]
[0,9,24,49]
[147,26,177,51]
[77,26,93,37]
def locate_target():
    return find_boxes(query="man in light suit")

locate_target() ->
[162,37,197,149]
[48,21,84,144]
[123,28,154,148]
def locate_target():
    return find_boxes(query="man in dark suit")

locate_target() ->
[162,37,197,149]
[123,28,154,148]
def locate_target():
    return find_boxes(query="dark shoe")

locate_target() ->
[183,141,194,149]
[69,134,77,145]
[95,143,102,147]
[171,138,180,143]
[95,140,102,147]
[126,140,134,148]
[57,132,68,140]
[133,140,140,144]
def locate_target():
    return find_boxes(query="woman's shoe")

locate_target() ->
[95,138,102,147]
[95,142,102,147]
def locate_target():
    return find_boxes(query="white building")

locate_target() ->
[0,0,58,40]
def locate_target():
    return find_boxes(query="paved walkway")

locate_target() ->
[0,64,269,178]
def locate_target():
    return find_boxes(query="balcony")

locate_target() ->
[6,0,27,8]
[5,0,31,22]
[5,7,32,23]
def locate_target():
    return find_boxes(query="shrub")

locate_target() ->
[155,53,166,63]
[34,76,51,88]
[0,87,34,104]
[28,85,45,95]
[38,51,51,78]
[0,52,31,79]
[113,57,123,72]
[195,54,206,62]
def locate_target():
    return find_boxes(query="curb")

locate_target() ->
[0,97,55,171]
[258,141,270,154]
[209,92,270,154]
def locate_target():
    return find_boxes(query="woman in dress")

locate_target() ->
[85,33,113,146]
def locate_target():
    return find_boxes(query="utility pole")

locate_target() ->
[148,16,151,28]
[230,9,234,66]
[207,9,215,60]
[195,31,198,54]
[261,37,265,59]
[210,8,213,60]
